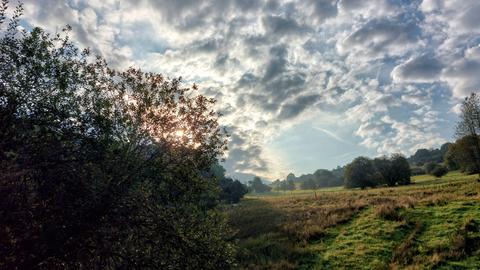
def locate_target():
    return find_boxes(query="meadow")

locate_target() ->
[226,172,480,269]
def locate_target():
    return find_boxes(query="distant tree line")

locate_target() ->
[248,176,272,193]
[407,92,480,179]
[408,143,451,166]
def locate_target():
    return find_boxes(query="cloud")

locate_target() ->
[315,127,350,144]
[442,46,480,97]
[392,54,444,83]
[278,94,320,120]
[18,0,473,179]
[339,17,421,58]
[262,15,310,36]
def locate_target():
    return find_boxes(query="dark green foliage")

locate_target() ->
[249,177,272,193]
[444,144,460,171]
[344,157,378,188]
[290,169,343,190]
[301,178,316,190]
[373,156,394,186]
[424,162,438,174]
[345,154,410,188]
[448,135,480,174]
[0,2,234,268]
[431,165,448,178]
[313,169,343,187]
[391,154,411,185]
[272,178,296,191]
[219,178,248,204]
[455,93,480,176]
[210,163,248,204]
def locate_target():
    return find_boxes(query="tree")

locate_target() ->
[301,178,316,190]
[219,177,248,204]
[249,177,271,193]
[211,163,248,204]
[271,179,282,190]
[344,157,378,188]
[455,93,480,177]
[448,135,480,174]
[313,169,342,187]
[444,143,460,171]
[391,154,411,185]
[285,178,296,191]
[423,162,438,174]
[373,156,394,186]
[431,165,448,178]
[0,2,233,268]
[372,154,410,187]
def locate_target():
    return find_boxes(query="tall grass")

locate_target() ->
[227,172,480,269]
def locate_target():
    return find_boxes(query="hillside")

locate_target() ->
[226,172,480,269]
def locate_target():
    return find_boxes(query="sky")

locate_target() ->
[18,0,480,181]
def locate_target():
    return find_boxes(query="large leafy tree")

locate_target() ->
[372,154,410,186]
[390,154,411,185]
[455,93,480,176]
[0,2,233,269]
[447,135,480,174]
[344,157,378,189]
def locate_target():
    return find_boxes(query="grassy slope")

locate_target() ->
[227,171,480,269]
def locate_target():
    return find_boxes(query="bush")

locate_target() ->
[431,165,448,178]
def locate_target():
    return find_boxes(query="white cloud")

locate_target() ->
[17,0,470,180]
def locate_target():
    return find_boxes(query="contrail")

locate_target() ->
[314,127,351,145]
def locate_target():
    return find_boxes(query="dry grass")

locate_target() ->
[227,172,480,269]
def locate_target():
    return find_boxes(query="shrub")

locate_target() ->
[431,165,448,178]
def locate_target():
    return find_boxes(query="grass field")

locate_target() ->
[226,171,480,269]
